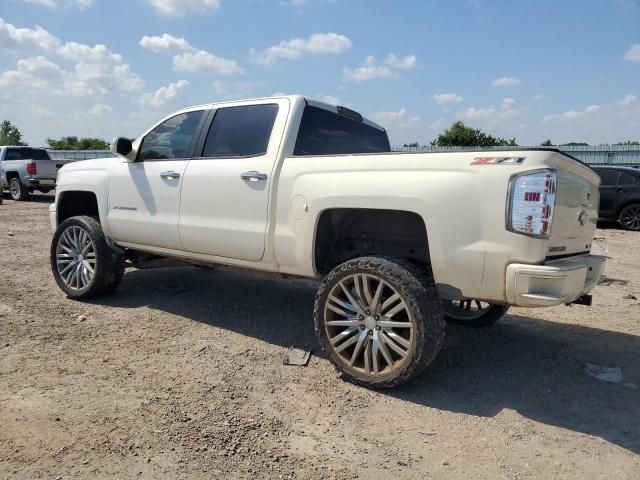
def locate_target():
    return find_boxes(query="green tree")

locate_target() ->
[0,120,26,146]
[47,136,110,150]
[431,121,517,147]
[560,142,589,146]
[616,141,640,145]
[403,142,420,148]
[540,139,553,146]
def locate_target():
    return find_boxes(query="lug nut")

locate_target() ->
[368,330,373,336]
[359,315,364,320]
[374,315,380,321]
[366,310,371,315]
[375,326,381,331]
[360,325,365,331]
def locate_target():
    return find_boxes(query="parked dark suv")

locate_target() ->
[592,166,640,231]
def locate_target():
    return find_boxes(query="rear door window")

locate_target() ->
[597,170,620,186]
[618,172,637,185]
[4,148,50,160]
[200,104,279,158]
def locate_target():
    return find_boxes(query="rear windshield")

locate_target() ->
[4,148,51,161]
[293,106,390,156]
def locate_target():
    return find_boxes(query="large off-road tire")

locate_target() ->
[314,256,445,389]
[50,216,125,299]
[618,204,640,231]
[443,300,509,327]
[9,177,29,201]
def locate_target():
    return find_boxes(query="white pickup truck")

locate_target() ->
[49,95,605,388]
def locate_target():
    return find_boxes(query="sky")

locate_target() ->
[0,0,639,147]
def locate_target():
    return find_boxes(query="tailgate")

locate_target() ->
[35,160,65,178]
[547,153,600,257]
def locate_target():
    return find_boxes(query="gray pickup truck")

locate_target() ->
[0,146,72,201]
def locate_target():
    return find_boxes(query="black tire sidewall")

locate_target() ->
[618,204,640,231]
[9,178,27,201]
[443,303,510,327]
[314,256,445,389]
[50,216,119,299]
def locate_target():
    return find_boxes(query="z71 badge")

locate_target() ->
[471,156,526,165]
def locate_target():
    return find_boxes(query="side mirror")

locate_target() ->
[111,137,133,159]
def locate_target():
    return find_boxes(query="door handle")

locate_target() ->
[160,171,180,179]
[241,171,268,182]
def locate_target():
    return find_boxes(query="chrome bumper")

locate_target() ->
[505,254,606,307]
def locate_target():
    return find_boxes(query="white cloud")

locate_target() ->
[501,97,516,109]
[148,0,220,16]
[383,53,417,70]
[343,53,416,82]
[543,103,603,122]
[619,94,638,106]
[86,104,112,116]
[140,33,194,53]
[0,18,61,53]
[433,93,463,105]
[534,94,544,102]
[0,56,64,91]
[18,0,92,8]
[623,44,640,62]
[251,32,352,65]
[319,95,340,106]
[140,80,190,108]
[458,106,497,120]
[173,50,244,75]
[457,97,521,122]
[491,76,522,87]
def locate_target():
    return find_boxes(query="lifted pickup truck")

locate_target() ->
[49,95,605,388]
[0,146,71,200]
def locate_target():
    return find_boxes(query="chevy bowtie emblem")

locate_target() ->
[578,209,588,226]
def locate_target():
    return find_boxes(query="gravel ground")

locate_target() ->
[1,194,639,480]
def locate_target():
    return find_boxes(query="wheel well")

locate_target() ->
[314,208,430,274]
[57,191,99,225]
[6,171,19,182]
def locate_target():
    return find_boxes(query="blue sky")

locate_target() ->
[1,0,639,146]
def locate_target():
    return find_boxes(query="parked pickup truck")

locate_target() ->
[1,146,71,200]
[48,95,605,388]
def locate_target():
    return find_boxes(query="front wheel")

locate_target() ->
[9,178,29,201]
[50,216,124,299]
[314,257,445,389]
[442,299,509,327]
[618,204,640,231]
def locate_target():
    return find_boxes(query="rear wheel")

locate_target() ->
[9,177,29,201]
[314,257,445,389]
[443,299,509,327]
[618,204,640,231]
[50,216,124,299]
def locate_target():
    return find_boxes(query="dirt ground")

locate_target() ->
[1,193,639,480]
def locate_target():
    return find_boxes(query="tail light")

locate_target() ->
[26,162,37,175]
[507,169,557,238]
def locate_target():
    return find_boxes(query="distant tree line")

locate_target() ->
[0,120,110,150]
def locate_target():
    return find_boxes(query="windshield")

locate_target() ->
[4,148,51,161]
[294,106,390,156]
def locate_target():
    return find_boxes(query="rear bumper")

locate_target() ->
[24,176,57,188]
[505,254,606,307]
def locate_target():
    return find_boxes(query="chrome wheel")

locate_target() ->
[442,299,492,321]
[9,179,20,200]
[55,225,97,290]
[620,205,640,231]
[324,273,414,377]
